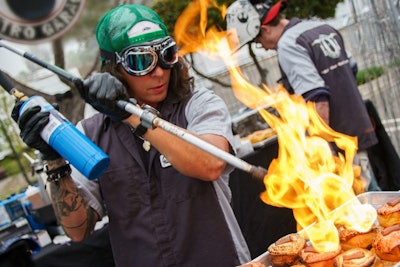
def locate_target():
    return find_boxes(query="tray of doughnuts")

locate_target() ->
[239,191,400,267]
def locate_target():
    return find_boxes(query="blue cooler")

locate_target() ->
[3,193,26,222]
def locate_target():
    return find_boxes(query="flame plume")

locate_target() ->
[174,0,377,252]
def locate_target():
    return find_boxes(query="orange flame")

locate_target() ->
[175,0,377,252]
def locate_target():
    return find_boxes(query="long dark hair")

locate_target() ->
[101,57,194,103]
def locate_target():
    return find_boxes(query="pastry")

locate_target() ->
[299,244,342,267]
[241,128,276,144]
[267,233,306,267]
[377,197,400,228]
[333,247,376,267]
[372,224,400,262]
[336,224,380,250]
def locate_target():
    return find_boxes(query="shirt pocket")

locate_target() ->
[160,168,211,203]
[99,167,148,220]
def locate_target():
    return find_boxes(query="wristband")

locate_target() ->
[45,163,72,183]
[130,124,148,137]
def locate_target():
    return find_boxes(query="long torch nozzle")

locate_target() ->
[117,100,268,181]
[0,41,82,87]
[0,40,268,181]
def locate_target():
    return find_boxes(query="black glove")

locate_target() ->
[11,100,24,123]
[12,101,61,161]
[83,73,131,121]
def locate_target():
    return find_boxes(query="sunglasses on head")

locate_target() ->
[114,36,178,76]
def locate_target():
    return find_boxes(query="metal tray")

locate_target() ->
[249,191,400,266]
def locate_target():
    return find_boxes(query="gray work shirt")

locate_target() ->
[277,18,378,150]
[71,86,250,266]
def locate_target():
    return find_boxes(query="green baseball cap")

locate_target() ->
[96,4,169,55]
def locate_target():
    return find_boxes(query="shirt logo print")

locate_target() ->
[312,33,341,59]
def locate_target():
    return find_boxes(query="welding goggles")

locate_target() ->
[101,36,178,76]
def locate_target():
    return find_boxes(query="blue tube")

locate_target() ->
[20,96,110,180]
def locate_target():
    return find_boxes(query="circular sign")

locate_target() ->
[0,0,85,44]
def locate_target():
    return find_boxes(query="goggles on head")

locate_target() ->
[101,36,178,76]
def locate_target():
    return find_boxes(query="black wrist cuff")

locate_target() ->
[130,124,148,137]
[46,163,72,183]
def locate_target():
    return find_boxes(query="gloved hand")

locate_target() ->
[11,101,61,160]
[83,72,131,121]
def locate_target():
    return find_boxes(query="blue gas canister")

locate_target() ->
[19,96,110,180]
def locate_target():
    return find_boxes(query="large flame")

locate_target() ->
[175,0,377,252]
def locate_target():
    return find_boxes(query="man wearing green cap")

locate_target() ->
[12,4,251,266]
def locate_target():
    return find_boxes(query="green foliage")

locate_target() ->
[0,149,32,176]
[285,0,344,19]
[152,0,196,36]
[356,66,385,85]
[1,156,21,176]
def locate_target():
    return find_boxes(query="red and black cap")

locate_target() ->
[226,0,287,52]
[251,0,288,25]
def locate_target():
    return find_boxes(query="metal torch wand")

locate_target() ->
[0,40,268,181]
[118,100,268,181]
[0,40,82,87]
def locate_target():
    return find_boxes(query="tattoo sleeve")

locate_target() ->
[47,159,98,241]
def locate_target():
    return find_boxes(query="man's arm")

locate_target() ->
[302,88,331,126]
[47,158,100,242]
[314,100,330,125]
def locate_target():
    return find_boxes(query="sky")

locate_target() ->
[0,40,30,76]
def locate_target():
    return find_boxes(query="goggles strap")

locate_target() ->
[100,49,118,64]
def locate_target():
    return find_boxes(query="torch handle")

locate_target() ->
[0,71,14,93]
[0,71,29,101]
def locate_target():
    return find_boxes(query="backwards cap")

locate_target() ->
[251,0,287,25]
[96,4,169,56]
[226,0,287,51]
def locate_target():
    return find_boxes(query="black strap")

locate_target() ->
[130,124,148,138]
[45,163,72,183]
[100,49,117,63]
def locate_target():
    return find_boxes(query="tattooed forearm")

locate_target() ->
[46,158,67,169]
[49,177,98,241]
